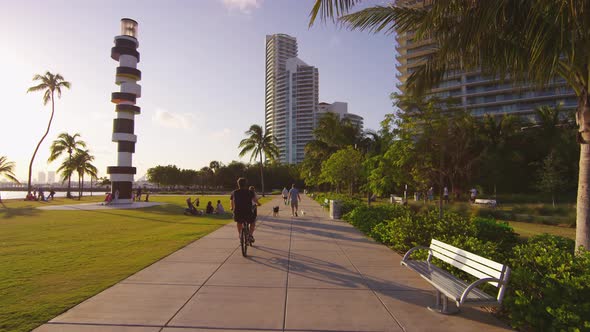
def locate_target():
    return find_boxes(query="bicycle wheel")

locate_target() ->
[240,223,249,257]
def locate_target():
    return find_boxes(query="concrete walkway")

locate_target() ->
[35,196,511,332]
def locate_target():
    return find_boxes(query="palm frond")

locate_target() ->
[27,83,48,93]
[309,0,362,26]
[341,5,426,35]
[238,142,256,157]
[28,71,71,105]
[0,156,20,183]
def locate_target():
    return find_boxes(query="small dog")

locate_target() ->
[272,206,280,217]
[300,210,306,216]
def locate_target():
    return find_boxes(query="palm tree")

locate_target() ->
[533,105,574,149]
[238,124,279,197]
[56,159,76,194]
[209,161,221,173]
[48,132,86,198]
[72,150,97,200]
[0,156,20,183]
[309,0,590,250]
[26,71,71,195]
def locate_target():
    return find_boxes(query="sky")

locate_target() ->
[0,0,398,182]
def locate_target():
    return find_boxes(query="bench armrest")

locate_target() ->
[459,277,502,305]
[401,246,432,264]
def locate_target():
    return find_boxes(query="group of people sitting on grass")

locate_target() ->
[185,197,225,216]
[25,189,56,201]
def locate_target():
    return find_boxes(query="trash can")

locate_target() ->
[329,200,342,219]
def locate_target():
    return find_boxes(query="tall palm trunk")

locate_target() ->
[576,142,590,250]
[259,153,265,197]
[27,92,54,194]
[80,174,84,200]
[67,153,72,198]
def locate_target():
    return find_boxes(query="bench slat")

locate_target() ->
[429,249,500,287]
[432,239,505,271]
[404,261,494,303]
[431,243,504,282]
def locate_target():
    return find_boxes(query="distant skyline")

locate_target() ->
[1,0,397,181]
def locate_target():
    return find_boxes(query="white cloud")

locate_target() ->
[210,127,232,139]
[221,0,262,14]
[152,109,196,129]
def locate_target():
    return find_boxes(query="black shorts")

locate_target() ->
[234,218,256,224]
[233,208,256,224]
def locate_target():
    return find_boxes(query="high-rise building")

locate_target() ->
[265,34,318,164]
[37,171,46,184]
[395,0,576,118]
[47,171,56,184]
[317,102,364,131]
[285,57,319,163]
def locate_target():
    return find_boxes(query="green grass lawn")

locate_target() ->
[371,198,576,240]
[0,194,270,332]
[507,220,576,240]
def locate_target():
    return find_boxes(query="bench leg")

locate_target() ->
[427,291,460,315]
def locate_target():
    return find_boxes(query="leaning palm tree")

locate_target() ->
[0,156,20,183]
[26,71,71,195]
[48,132,86,198]
[238,124,279,197]
[309,0,590,250]
[72,150,97,200]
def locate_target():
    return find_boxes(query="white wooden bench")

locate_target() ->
[390,195,405,205]
[473,198,497,207]
[401,239,510,314]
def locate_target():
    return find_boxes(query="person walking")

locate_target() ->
[281,187,289,205]
[287,184,301,217]
[231,178,260,242]
[443,186,450,204]
[470,187,478,203]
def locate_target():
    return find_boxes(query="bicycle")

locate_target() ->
[240,221,253,257]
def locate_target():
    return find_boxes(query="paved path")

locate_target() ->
[35,196,511,332]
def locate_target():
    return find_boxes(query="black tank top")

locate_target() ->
[231,188,254,221]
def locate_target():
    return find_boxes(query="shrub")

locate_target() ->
[340,198,364,215]
[373,213,429,252]
[374,209,476,252]
[343,204,410,238]
[504,235,590,331]
[472,217,520,261]
[314,193,364,215]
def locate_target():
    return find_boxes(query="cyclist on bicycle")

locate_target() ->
[230,178,260,242]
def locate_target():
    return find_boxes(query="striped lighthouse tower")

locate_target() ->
[107,18,141,204]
